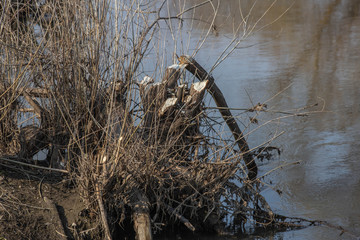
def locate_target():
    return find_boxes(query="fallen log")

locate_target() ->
[178,55,258,180]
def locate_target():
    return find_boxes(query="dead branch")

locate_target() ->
[43,197,68,240]
[95,183,112,240]
[163,203,195,232]
[0,157,68,173]
[18,125,49,160]
[22,91,44,118]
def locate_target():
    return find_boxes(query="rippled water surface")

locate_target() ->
[161,0,360,239]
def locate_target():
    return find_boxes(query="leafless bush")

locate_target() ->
[0,0,310,239]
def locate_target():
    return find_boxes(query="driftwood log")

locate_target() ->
[178,55,258,180]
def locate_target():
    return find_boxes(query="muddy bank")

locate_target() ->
[0,168,84,239]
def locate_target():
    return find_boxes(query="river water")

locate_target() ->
[158,0,360,239]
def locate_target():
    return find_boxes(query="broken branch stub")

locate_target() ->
[19,125,49,160]
[129,188,153,240]
[159,97,178,116]
[178,55,258,180]
[161,64,186,89]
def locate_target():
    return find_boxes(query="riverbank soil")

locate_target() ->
[1,163,351,239]
[0,166,90,240]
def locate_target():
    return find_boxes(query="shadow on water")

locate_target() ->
[163,0,360,239]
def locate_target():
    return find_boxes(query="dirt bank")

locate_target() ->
[0,166,94,240]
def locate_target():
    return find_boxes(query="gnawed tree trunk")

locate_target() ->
[2,58,266,239]
[178,55,258,180]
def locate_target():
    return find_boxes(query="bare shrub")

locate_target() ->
[0,0,309,239]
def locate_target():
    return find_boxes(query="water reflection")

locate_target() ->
[164,0,360,239]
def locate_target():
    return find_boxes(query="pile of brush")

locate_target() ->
[0,1,282,239]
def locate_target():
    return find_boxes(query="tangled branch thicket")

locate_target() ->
[0,0,299,239]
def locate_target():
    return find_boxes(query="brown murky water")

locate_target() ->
[159,0,360,239]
